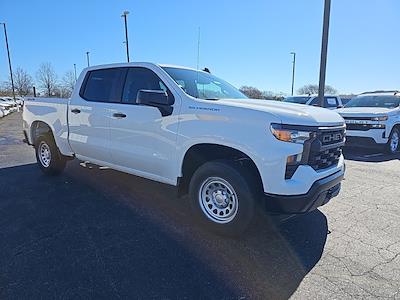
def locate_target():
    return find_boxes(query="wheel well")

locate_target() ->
[389,124,400,137]
[31,121,53,145]
[179,144,263,197]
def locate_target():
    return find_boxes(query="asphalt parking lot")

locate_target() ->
[1,112,400,299]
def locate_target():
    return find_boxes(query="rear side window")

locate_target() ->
[325,97,338,107]
[81,68,126,102]
[309,97,338,107]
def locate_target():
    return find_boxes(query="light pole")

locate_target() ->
[86,51,90,67]
[73,63,77,82]
[121,11,130,62]
[0,22,16,102]
[318,0,331,107]
[290,52,296,96]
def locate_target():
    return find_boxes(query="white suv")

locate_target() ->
[283,95,344,110]
[337,91,400,154]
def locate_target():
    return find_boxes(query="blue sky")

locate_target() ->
[0,0,399,94]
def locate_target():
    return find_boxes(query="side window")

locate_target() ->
[81,68,126,102]
[122,68,168,104]
[325,97,338,108]
[196,82,225,99]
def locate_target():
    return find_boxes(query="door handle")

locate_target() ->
[71,108,81,114]
[112,112,126,119]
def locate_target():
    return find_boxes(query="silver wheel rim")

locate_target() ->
[38,141,51,167]
[390,131,399,153]
[198,177,239,224]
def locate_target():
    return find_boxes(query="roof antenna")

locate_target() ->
[203,67,210,73]
[196,27,200,70]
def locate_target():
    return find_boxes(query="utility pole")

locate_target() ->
[0,22,16,102]
[318,0,331,107]
[290,52,296,96]
[73,63,77,82]
[121,11,130,62]
[86,51,90,67]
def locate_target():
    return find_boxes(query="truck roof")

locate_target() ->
[360,90,400,96]
[82,62,208,74]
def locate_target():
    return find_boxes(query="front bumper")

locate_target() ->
[263,170,344,214]
[345,136,384,148]
[346,128,387,145]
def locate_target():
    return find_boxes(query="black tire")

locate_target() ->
[386,127,400,154]
[188,160,256,236]
[35,134,66,175]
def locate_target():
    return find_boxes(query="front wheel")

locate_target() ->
[35,135,66,175]
[386,128,400,154]
[188,160,256,236]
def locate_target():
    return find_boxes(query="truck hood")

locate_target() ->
[216,98,344,126]
[336,107,394,118]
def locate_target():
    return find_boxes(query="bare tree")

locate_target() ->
[0,81,12,96]
[62,70,76,98]
[11,67,34,96]
[297,84,337,95]
[239,86,264,99]
[36,62,58,96]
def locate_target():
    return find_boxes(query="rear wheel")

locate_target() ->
[35,134,66,175]
[386,127,400,154]
[189,160,256,236]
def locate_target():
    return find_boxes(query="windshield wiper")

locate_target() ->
[204,98,220,101]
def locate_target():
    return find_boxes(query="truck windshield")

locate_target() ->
[283,96,311,104]
[345,95,400,108]
[162,67,247,100]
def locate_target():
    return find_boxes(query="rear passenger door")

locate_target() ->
[68,68,126,163]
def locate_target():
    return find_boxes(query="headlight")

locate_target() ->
[371,116,388,121]
[371,124,385,129]
[270,124,313,144]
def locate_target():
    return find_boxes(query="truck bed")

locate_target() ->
[22,97,72,155]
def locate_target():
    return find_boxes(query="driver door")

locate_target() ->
[109,67,179,184]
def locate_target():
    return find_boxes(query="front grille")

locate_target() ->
[306,127,345,171]
[343,116,374,121]
[285,126,345,179]
[308,147,342,170]
[346,123,373,131]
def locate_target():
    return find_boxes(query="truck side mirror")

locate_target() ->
[136,90,174,116]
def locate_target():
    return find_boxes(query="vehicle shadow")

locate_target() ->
[0,162,328,299]
[343,146,400,162]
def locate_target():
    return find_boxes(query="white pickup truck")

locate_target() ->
[23,62,346,235]
[337,91,400,154]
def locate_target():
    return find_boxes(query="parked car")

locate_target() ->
[0,101,11,117]
[0,101,13,115]
[14,96,24,107]
[0,97,17,112]
[336,90,400,153]
[22,62,346,235]
[2,96,23,108]
[283,95,344,110]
